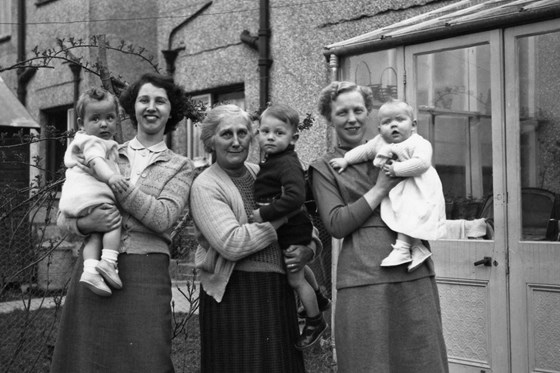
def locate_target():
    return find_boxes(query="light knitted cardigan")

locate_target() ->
[58,141,193,256]
[190,162,279,302]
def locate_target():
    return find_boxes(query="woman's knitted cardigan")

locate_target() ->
[190,162,279,302]
[191,161,322,302]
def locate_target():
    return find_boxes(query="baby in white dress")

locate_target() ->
[330,99,446,272]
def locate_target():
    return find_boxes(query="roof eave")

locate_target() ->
[323,5,560,58]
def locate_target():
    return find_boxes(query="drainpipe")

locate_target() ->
[241,0,272,112]
[161,1,212,75]
[68,62,82,131]
[258,0,271,112]
[161,1,212,150]
[16,0,36,105]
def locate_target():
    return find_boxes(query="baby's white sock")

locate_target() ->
[84,259,99,274]
[393,239,411,250]
[101,249,119,264]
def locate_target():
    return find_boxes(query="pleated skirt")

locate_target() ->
[335,276,449,373]
[199,270,305,373]
[50,253,175,373]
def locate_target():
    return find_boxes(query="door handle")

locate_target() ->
[474,256,492,266]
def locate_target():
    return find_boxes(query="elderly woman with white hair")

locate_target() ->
[190,104,321,373]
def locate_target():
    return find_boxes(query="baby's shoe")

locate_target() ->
[295,315,327,351]
[408,242,432,272]
[80,272,111,297]
[96,259,123,289]
[380,244,412,267]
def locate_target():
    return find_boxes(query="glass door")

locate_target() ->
[406,31,509,372]
[505,20,560,372]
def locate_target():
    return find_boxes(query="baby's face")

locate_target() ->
[377,103,415,144]
[80,99,118,141]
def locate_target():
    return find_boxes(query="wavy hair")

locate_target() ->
[119,73,188,134]
[317,81,374,122]
[199,104,253,153]
[75,87,119,122]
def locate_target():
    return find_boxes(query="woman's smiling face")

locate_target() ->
[330,90,369,148]
[134,83,171,140]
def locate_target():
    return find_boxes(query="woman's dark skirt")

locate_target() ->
[50,252,175,373]
[199,270,305,373]
[335,276,449,373]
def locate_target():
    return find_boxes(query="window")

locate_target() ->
[340,49,401,140]
[42,105,72,187]
[516,29,560,241]
[0,0,11,42]
[415,45,493,205]
[186,94,211,164]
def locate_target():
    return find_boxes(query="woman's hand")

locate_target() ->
[375,166,403,195]
[77,203,121,234]
[251,209,264,223]
[362,169,404,210]
[284,244,314,273]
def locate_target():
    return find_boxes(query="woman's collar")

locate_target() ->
[130,137,168,153]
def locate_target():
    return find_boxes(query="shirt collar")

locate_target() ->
[129,137,168,153]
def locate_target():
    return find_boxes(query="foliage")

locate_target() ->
[0,34,207,128]
[0,35,158,95]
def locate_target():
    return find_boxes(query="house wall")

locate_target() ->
[159,0,458,166]
[0,0,18,91]
[0,0,161,245]
[0,0,160,137]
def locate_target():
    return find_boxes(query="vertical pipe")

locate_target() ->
[327,54,338,152]
[69,63,82,131]
[328,54,338,82]
[16,0,26,104]
[326,53,339,362]
[258,0,271,112]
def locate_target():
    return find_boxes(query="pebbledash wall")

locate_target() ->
[1,0,159,122]
[0,0,460,257]
[157,0,458,166]
[0,0,162,255]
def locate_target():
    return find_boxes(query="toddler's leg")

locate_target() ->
[96,225,123,289]
[303,265,320,291]
[298,266,331,317]
[289,269,328,351]
[380,232,413,267]
[288,269,319,317]
[80,233,111,296]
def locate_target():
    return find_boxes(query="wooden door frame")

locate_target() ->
[404,30,510,372]
[504,19,560,372]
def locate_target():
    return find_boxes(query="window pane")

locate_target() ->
[0,0,12,39]
[517,31,560,241]
[415,45,493,231]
